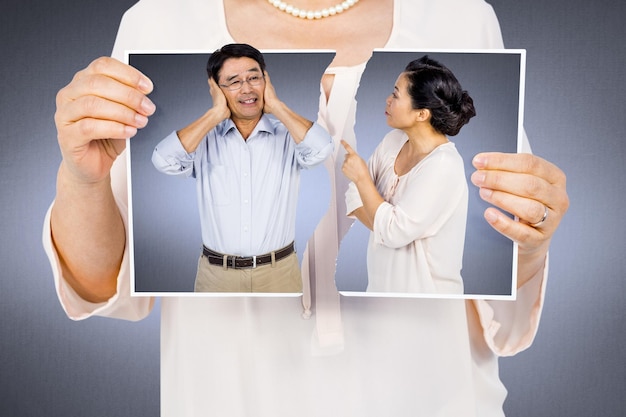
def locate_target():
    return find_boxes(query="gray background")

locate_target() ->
[1,0,624,416]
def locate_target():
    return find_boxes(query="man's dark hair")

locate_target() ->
[206,43,266,82]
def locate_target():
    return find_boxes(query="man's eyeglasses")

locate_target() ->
[219,74,264,91]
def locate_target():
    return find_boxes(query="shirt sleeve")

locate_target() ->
[42,178,153,321]
[151,130,196,177]
[372,150,467,249]
[294,122,334,168]
[473,256,547,356]
[345,182,362,218]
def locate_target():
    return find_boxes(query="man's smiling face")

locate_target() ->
[217,57,265,123]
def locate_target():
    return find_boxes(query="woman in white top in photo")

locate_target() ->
[45,1,569,415]
[343,55,476,294]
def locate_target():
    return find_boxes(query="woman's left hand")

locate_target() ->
[470,152,569,281]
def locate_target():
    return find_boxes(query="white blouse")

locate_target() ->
[346,131,468,294]
[43,0,548,416]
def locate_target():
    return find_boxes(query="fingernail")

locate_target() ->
[135,113,148,128]
[124,125,138,137]
[479,188,493,199]
[138,77,153,93]
[473,154,486,168]
[471,171,485,185]
[485,209,498,224]
[141,97,156,114]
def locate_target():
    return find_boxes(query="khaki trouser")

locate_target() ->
[194,252,302,293]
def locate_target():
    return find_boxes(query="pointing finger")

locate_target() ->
[341,140,355,154]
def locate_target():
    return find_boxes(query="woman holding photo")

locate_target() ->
[46,0,569,415]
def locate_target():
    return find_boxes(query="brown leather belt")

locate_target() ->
[202,242,295,269]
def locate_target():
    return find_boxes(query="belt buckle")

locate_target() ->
[231,255,256,269]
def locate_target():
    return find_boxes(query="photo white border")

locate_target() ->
[124,48,525,300]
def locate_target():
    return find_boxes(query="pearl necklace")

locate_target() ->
[267,0,360,19]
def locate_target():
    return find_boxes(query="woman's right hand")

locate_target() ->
[51,57,155,302]
[54,57,155,185]
[340,140,369,184]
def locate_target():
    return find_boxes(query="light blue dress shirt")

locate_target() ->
[152,114,333,257]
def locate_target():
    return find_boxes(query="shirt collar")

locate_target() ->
[219,114,276,138]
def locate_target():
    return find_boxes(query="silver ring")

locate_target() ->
[529,205,548,228]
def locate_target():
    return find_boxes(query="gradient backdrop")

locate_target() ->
[1,0,624,416]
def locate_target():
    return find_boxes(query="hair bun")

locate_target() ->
[458,91,476,120]
[404,56,476,136]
